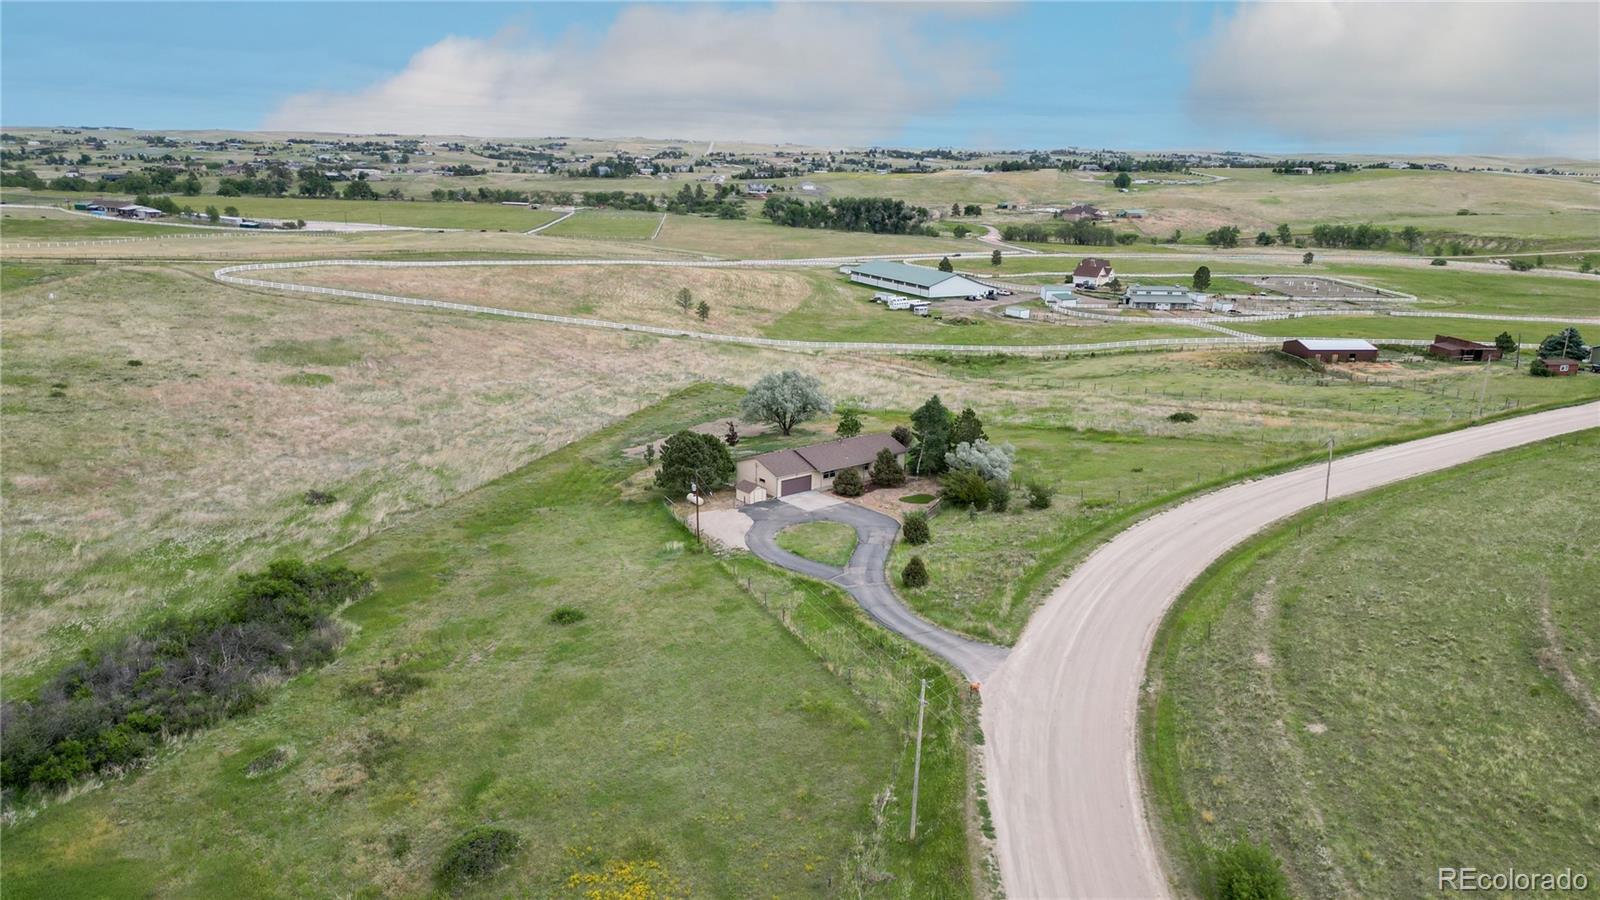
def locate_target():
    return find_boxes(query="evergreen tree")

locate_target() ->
[836,409,862,438]
[1494,332,1517,354]
[653,431,734,495]
[1276,223,1292,245]
[1538,327,1587,360]
[1192,266,1212,291]
[901,556,929,588]
[909,395,954,475]
[869,448,906,487]
[938,256,954,273]
[991,249,1003,266]
[950,407,986,446]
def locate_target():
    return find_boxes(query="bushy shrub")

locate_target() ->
[902,511,931,545]
[435,826,523,892]
[343,668,428,708]
[1025,482,1055,510]
[1430,257,1447,266]
[870,448,906,487]
[304,489,337,506]
[548,606,586,625]
[940,469,991,510]
[1168,411,1199,423]
[989,479,1011,512]
[945,439,1016,483]
[902,556,929,588]
[0,559,370,794]
[1211,839,1291,900]
[891,425,913,447]
[833,467,865,497]
[653,430,735,495]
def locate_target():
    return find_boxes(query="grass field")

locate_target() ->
[775,521,858,567]
[1321,264,1600,318]
[1240,315,1586,343]
[1,208,195,239]
[652,214,964,259]
[540,209,665,240]
[0,387,903,898]
[1143,429,1600,898]
[882,351,1600,644]
[5,191,566,231]
[275,262,1211,346]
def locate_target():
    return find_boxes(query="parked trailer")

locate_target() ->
[886,297,913,310]
[1004,306,1031,320]
[910,301,932,316]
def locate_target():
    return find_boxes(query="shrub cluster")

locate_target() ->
[1168,411,1199,423]
[435,825,523,892]
[901,512,931,545]
[902,556,930,589]
[548,606,587,625]
[1025,482,1055,510]
[1211,839,1291,900]
[0,559,371,794]
[833,468,865,497]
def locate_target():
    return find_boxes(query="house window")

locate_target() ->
[823,470,836,478]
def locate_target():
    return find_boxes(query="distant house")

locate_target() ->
[1281,339,1379,363]
[1291,167,1314,175]
[1060,204,1103,221]
[1116,208,1146,218]
[1125,285,1207,310]
[1077,163,1102,172]
[744,182,772,197]
[1533,356,1580,376]
[1072,257,1115,289]
[1428,334,1501,362]
[736,433,908,497]
[848,260,989,300]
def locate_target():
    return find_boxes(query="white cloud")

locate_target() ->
[1188,1,1600,154]
[264,5,997,144]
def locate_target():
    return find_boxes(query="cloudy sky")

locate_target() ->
[4,1,1596,157]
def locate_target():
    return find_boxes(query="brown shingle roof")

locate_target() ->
[1073,257,1112,277]
[750,433,907,477]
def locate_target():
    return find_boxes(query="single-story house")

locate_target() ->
[1060,204,1103,222]
[1281,338,1379,363]
[848,260,989,300]
[1429,334,1501,362]
[1533,356,1580,376]
[736,433,908,497]
[1041,287,1077,308]
[1125,285,1208,310]
[1072,257,1115,289]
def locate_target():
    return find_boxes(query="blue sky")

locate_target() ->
[4,2,1596,157]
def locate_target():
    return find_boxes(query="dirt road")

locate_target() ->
[980,401,1600,899]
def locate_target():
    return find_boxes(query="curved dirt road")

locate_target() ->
[980,401,1600,899]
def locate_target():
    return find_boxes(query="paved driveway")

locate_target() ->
[743,498,1009,681]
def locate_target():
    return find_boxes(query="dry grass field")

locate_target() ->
[4,260,1010,685]
[272,263,817,335]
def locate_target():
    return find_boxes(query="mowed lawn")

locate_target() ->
[1,389,896,898]
[776,521,858,567]
[1144,429,1600,897]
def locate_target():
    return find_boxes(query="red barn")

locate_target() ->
[1281,339,1379,363]
[1429,334,1501,361]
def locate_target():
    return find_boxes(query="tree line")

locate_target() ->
[1000,221,1131,246]
[761,196,934,234]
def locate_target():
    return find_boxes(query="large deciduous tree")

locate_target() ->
[944,439,1016,483]
[740,371,833,436]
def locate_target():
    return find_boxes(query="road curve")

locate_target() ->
[742,499,1009,681]
[980,401,1600,900]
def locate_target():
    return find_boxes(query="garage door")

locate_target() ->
[780,476,812,496]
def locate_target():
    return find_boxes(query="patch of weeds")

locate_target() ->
[791,691,870,733]
[243,745,294,779]
[386,830,413,861]
[1167,411,1199,423]
[548,606,586,626]
[304,489,337,506]
[343,668,428,709]
[252,338,363,367]
[435,825,523,893]
[125,359,143,367]
[280,372,334,387]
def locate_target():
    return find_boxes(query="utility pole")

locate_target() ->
[1322,436,1335,512]
[1475,351,1492,419]
[909,678,928,841]
[689,477,702,542]
[1515,332,1522,370]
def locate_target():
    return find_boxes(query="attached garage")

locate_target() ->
[735,433,910,501]
[780,476,814,496]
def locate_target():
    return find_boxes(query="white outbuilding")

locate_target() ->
[848,260,989,300]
